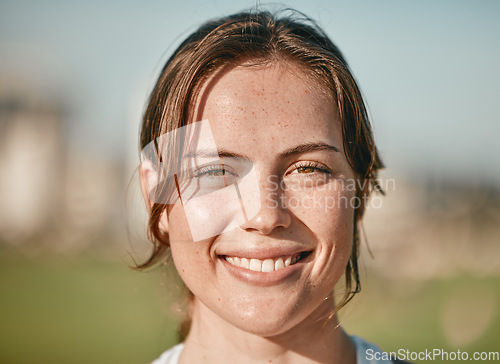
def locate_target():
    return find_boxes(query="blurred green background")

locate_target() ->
[1,0,499,363]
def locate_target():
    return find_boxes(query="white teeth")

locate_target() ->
[275,258,285,270]
[249,259,262,272]
[240,257,250,269]
[262,259,274,272]
[224,254,303,272]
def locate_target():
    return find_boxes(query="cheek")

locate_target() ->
[162,204,193,242]
[288,185,356,239]
[161,205,215,282]
[289,186,355,280]
[169,236,217,296]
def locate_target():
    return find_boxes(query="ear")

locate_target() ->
[139,161,169,233]
[139,160,157,212]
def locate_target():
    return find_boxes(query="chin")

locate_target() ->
[233,317,298,338]
[218,297,315,338]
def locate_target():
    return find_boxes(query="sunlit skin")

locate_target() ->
[154,63,358,363]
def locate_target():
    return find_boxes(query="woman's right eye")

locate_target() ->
[176,159,253,201]
[192,165,233,178]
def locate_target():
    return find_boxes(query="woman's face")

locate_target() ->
[161,63,357,337]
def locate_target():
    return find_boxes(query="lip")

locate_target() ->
[218,250,313,286]
[216,246,310,261]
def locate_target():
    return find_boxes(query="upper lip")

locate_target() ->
[216,244,312,260]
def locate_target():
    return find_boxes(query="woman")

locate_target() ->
[139,9,404,364]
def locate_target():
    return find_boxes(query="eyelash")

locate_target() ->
[289,161,332,175]
[192,165,233,178]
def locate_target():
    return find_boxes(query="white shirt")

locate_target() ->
[151,335,394,363]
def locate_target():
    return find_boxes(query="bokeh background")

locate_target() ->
[1,0,499,363]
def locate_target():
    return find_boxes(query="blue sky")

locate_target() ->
[1,0,499,186]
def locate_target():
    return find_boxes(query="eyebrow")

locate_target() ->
[183,149,250,160]
[183,142,339,160]
[278,142,340,158]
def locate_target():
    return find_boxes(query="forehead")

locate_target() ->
[192,63,343,155]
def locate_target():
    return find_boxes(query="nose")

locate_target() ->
[239,175,292,235]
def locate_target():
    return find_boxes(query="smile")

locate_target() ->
[223,252,310,273]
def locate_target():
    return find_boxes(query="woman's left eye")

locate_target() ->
[288,162,332,175]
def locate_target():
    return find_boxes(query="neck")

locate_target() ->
[180,298,356,364]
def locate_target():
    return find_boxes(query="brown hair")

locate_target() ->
[138,8,383,324]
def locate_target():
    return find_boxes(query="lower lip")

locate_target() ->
[219,255,309,286]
